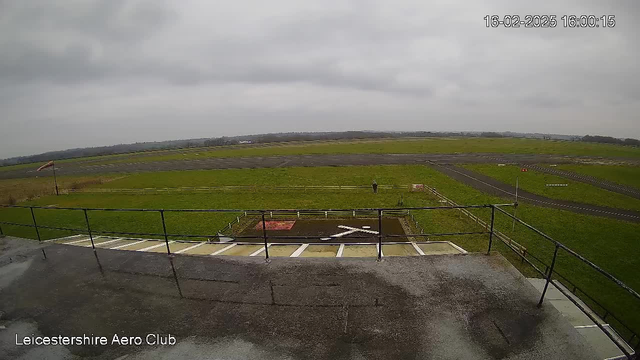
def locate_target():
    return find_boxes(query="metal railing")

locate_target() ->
[0,203,506,257]
[66,184,406,194]
[493,205,639,359]
[0,202,638,358]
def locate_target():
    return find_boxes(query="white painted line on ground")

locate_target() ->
[111,240,147,250]
[337,225,379,234]
[337,244,345,257]
[66,237,94,245]
[175,242,205,254]
[45,234,84,243]
[291,244,309,257]
[250,244,271,256]
[139,241,174,252]
[211,243,236,255]
[574,324,609,329]
[331,229,359,238]
[411,242,426,256]
[604,355,630,360]
[90,238,123,247]
[447,241,468,254]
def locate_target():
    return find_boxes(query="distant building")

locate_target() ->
[238,140,253,144]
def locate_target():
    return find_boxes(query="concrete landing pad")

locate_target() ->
[121,240,158,251]
[217,244,262,256]
[383,243,419,256]
[51,235,90,244]
[300,244,338,257]
[0,238,600,360]
[167,242,202,253]
[267,244,300,257]
[418,242,465,255]
[341,244,378,257]
[180,243,230,255]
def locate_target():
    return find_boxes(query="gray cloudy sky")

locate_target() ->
[1,0,639,158]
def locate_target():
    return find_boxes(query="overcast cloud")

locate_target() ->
[0,0,639,158]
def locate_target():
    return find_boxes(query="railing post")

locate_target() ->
[487,205,496,255]
[30,207,46,259]
[83,209,96,251]
[377,209,383,260]
[538,244,560,307]
[160,210,171,255]
[261,212,269,260]
[30,207,41,241]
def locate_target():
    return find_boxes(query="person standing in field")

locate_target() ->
[372,180,378,194]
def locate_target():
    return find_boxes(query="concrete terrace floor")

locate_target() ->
[0,236,598,360]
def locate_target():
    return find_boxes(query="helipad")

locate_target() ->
[49,235,467,258]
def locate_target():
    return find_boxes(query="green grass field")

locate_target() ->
[0,175,118,204]
[1,164,639,339]
[557,164,640,190]
[94,166,432,188]
[462,164,640,212]
[3,137,640,173]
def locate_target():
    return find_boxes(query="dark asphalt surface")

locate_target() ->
[0,237,598,359]
[429,164,640,223]
[0,153,605,180]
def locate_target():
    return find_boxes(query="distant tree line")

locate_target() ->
[3,131,638,167]
[582,135,640,147]
[479,132,504,138]
[203,137,238,147]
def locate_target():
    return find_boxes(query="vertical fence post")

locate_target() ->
[261,212,269,260]
[83,209,96,250]
[30,207,46,259]
[487,206,496,255]
[0,222,4,237]
[538,244,560,307]
[30,207,41,241]
[377,209,383,261]
[160,210,171,255]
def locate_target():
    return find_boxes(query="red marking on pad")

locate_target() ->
[256,221,296,231]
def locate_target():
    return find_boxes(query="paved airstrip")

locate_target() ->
[1,153,619,180]
[50,234,467,257]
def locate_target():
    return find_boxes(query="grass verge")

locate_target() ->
[463,164,640,212]
[557,164,640,190]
